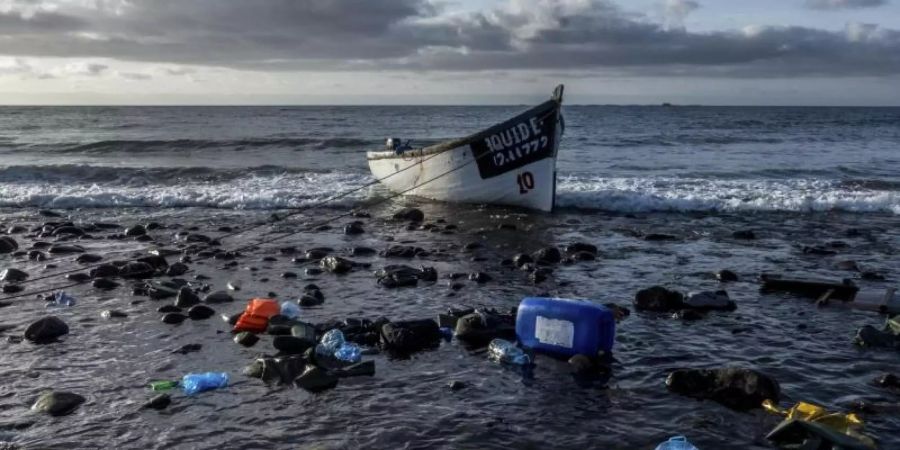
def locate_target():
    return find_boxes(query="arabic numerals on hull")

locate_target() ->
[469,104,558,183]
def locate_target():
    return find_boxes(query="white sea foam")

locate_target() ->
[556,176,900,214]
[0,169,375,209]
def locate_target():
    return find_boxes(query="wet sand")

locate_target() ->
[1,203,898,449]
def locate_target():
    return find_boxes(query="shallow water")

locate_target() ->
[1,104,899,448]
[0,203,898,449]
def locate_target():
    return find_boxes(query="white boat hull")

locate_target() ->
[366,87,564,212]
[367,146,558,211]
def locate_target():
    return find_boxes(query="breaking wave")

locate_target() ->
[556,176,900,215]
[7,137,376,154]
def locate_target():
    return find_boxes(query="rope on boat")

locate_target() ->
[0,106,559,301]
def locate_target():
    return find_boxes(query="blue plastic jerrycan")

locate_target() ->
[515,297,615,357]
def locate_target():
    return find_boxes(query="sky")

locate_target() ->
[1,0,899,105]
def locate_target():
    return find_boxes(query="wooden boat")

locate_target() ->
[367,85,565,211]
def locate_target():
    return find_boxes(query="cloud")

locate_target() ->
[0,0,898,78]
[804,0,889,10]
[116,71,151,80]
[55,61,108,76]
[661,0,700,30]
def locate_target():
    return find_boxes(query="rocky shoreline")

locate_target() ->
[1,204,898,449]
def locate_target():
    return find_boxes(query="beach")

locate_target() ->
[1,105,899,449]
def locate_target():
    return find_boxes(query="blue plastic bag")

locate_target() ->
[655,436,699,450]
[182,372,228,396]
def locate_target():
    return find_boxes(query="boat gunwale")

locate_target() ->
[366,98,560,161]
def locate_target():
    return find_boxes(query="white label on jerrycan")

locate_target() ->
[535,315,574,348]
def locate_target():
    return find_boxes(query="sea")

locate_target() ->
[1,105,898,214]
[0,105,899,450]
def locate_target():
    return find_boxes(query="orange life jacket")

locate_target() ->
[233,298,280,333]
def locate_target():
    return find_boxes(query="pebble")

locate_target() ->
[31,391,85,416]
[666,367,780,411]
[321,256,354,274]
[187,305,215,320]
[0,268,28,282]
[124,225,147,237]
[234,332,260,347]
[344,222,365,235]
[157,305,182,313]
[48,244,85,254]
[716,269,739,282]
[100,310,127,319]
[175,287,201,307]
[142,394,171,410]
[448,380,467,391]
[92,278,120,290]
[392,208,424,222]
[24,316,69,343]
[294,365,339,392]
[75,253,103,263]
[203,290,234,304]
[166,262,189,276]
[161,313,188,324]
[634,286,684,312]
[0,236,19,253]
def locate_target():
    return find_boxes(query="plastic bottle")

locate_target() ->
[280,301,301,319]
[316,329,346,358]
[150,380,179,391]
[488,339,530,365]
[655,436,699,450]
[181,372,229,396]
[47,291,76,308]
[334,343,362,363]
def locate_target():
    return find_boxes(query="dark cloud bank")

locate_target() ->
[1,0,898,77]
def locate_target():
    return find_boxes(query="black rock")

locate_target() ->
[119,261,156,279]
[860,271,886,281]
[349,246,377,257]
[6,225,26,234]
[48,244,85,254]
[716,269,739,282]
[138,255,168,270]
[0,268,28,283]
[161,313,187,325]
[234,332,260,347]
[604,303,631,321]
[304,247,332,260]
[732,230,756,240]
[634,286,684,312]
[683,290,737,311]
[344,222,365,235]
[874,373,900,389]
[157,305,182,313]
[281,271,297,279]
[66,272,91,283]
[565,243,598,255]
[853,325,900,348]
[187,305,215,320]
[644,233,678,241]
[273,335,315,354]
[448,380,467,391]
[512,253,533,268]
[305,268,323,276]
[172,343,202,355]
[0,236,19,254]
[2,284,23,293]
[28,250,47,261]
[529,268,552,284]
[532,247,562,264]
[666,367,780,411]
[244,355,308,385]
[375,265,422,288]
[223,312,242,325]
[299,293,325,307]
[468,272,492,283]
[320,256,354,274]
[381,245,421,258]
[124,225,147,237]
[569,251,596,262]
[91,278,120,290]
[380,319,441,354]
[24,316,69,343]
[75,253,102,264]
[454,311,516,346]
[294,365,339,392]
[392,208,424,222]
[673,309,706,321]
[89,264,119,278]
[173,286,200,308]
[31,391,85,416]
[568,354,596,377]
[203,290,234,304]
[146,284,177,300]
[165,262,189,277]
[143,394,171,410]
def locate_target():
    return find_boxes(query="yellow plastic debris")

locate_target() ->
[762,399,877,449]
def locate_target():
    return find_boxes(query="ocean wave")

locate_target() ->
[0,164,338,185]
[556,176,900,215]
[17,137,376,154]
[0,169,374,209]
